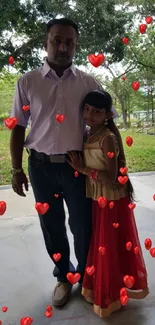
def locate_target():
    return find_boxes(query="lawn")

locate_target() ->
[0,129,155,185]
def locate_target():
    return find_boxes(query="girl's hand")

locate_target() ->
[66,151,85,173]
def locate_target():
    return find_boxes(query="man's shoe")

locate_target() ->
[52,282,72,306]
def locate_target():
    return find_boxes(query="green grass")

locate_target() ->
[0,129,155,185]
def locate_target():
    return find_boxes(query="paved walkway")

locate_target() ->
[0,172,155,325]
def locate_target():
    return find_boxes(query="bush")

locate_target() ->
[0,113,9,130]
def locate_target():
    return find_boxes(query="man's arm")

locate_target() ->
[10,77,30,169]
[10,77,30,196]
[10,125,26,169]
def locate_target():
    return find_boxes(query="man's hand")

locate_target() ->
[66,151,85,173]
[12,171,29,197]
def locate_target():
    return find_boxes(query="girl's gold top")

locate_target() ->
[83,127,128,201]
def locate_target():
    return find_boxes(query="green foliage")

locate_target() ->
[0,0,132,72]
[0,68,20,115]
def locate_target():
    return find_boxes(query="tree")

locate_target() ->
[0,0,132,72]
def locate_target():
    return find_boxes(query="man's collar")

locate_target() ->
[42,58,77,77]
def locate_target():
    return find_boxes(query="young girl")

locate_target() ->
[67,90,149,318]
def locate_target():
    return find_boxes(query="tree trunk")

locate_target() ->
[118,96,127,128]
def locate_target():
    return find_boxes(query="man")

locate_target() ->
[10,17,124,307]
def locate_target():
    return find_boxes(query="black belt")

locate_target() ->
[28,149,82,163]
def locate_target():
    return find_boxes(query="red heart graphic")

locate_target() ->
[53,253,61,262]
[86,265,95,276]
[0,320,2,325]
[128,203,136,210]
[20,317,33,325]
[4,117,18,129]
[2,306,8,313]
[120,295,129,306]
[132,81,140,91]
[35,202,49,215]
[113,223,119,228]
[126,241,132,251]
[22,105,30,112]
[118,176,128,185]
[134,246,139,254]
[120,287,128,297]
[0,201,6,215]
[123,275,135,288]
[66,272,81,284]
[145,16,153,24]
[88,53,105,67]
[126,136,133,147]
[120,167,128,175]
[98,246,106,255]
[139,23,147,34]
[98,197,108,208]
[46,305,52,313]
[44,311,52,318]
[109,201,114,209]
[54,194,59,198]
[150,247,155,258]
[8,56,15,65]
[144,238,152,250]
[56,114,65,123]
[122,76,126,81]
[107,152,114,158]
[153,194,155,201]
[122,37,129,45]
[74,171,79,177]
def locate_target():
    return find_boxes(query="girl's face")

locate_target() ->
[82,103,107,127]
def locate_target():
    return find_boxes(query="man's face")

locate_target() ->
[45,24,77,68]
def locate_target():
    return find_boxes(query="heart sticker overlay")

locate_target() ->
[74,171,79,177]
[88,53,105,67]
[122,37,129,45]
[0,201,6,215]
[53,253,61,262]
[126,241,132,251]
[139,24,147,34]
[107,152,114,158]
[8,56,15,65]
[22,105,30,112]
[120,167,128,175]
[126,136,133,147]
[56,114,65,123]
[66,272,81,284]
[109,201,114,209]
[118,176,128,185]
[132,81,140,91]
[98,197,108,208]
[98,246,106,255]
[4,117,18,129]
[145,16,153,24]
[123,275,135,288]
[144,238,152,250]
[86,265,95,276]
[35,202,49,215]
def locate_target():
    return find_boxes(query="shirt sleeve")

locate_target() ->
[92,78,119,119]
[10,77,31,128]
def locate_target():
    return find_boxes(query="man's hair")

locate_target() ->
[46,17,79,36]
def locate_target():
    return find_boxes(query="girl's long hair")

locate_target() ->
[82,90,135,202]
[107,118,135,202]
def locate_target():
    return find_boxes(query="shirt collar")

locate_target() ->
[42,58,77,77]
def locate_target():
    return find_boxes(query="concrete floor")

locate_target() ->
[0,172,155,325]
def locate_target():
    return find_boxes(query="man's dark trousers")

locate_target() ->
[28,152,92,283]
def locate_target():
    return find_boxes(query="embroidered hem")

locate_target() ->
[81,287,149,318]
